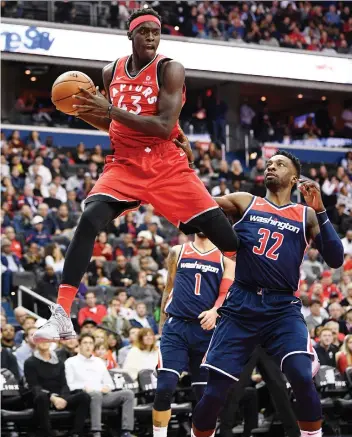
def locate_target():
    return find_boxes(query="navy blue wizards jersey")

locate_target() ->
[234,196,308,291]
[165,242,224,319]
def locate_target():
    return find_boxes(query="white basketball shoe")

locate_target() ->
[33,303,77,343]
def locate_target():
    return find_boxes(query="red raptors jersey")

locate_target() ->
[109,54,186,150]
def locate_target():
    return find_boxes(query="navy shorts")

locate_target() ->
[158,316,213,384]
[202,284,318,381]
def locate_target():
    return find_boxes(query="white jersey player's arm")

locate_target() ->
[159,245,182,334]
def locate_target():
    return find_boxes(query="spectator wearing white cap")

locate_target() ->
[27,216,52,247]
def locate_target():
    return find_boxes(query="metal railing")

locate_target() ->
[18,285,53,317]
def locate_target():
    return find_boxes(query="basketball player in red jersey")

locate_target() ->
[33,8,239,344]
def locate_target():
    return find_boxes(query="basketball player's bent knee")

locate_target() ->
[187,208,239,254]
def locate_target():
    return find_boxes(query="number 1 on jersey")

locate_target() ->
[253,228,284,260]
[194,273,202,295]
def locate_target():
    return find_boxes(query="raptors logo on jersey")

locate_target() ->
[165,242,224,319]
[109,54,186,150]
[233,196,308,292]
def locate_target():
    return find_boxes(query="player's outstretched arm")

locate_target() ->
[300,180,344,268]
[159,245,182,334]
[214,192,253,220]
[73,61,185,140]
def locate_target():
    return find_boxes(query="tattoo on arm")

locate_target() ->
[159,248,178,333]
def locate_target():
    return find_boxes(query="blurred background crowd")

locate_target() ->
[2,0,352,53]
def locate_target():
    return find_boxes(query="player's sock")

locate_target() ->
[192,370,234,435]
[282,354,322,426]
[153,425,168,437]
[57,284,78,316]
[300,429,322,437]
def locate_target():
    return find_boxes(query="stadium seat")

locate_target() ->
[12,271,37,289]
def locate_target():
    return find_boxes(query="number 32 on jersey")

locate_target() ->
[253,228,284,260]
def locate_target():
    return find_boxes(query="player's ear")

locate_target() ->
[292,175,298,186]
[127,31,132,40]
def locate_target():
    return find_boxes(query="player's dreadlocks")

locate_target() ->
[273,150,301,177]
[127,7,162,30]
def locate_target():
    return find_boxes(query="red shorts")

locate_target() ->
[86,141,218,227]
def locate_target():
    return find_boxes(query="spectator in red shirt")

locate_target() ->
[4,226,22,258]
[288,22,306,47]
[336,334,352,374]
[321,270,342,300]
[77,291,107,326]
[92,231,113,261]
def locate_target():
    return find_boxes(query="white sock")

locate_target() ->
[153,425,168,437]
[301,429,322,437]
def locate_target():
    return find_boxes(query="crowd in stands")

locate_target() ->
[2,1,352,54]
[1,127,352,435]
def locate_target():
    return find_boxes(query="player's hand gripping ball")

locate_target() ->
[51,71,96,115]
[72,86,110,117]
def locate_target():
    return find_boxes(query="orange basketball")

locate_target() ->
[51,71,96,115]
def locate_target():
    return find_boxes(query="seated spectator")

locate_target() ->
[56,338,79,363]
[50,176,67,203]
[4,226,22,258]
[128,273,160,315]
[1,340,20,382]
[325,320,344,347]
[111,255,138,287]
[1,323,16,350]
[324,302,349,335]
[66,190,80,213]
[15,326,37,377]
[301,248,323,285]
[131,242,159,273]
[65,334,134,437]
[115,288,136,320]
[21,243,43,273]
[92,231,113,261]
[130,302,158,335]
[94,342,117,370]
[13,204,33,236]
[27,215,52,247]
[115,233,137,259]
[305,300,325,335]
[43,185,62,209]
[37,203,57,234]
[50,157,67,180]
[102,298,131,340]
[123,327,158,381]
[55,203,77,233]
[28,156,52,186]
[118,327,140,367]
[211,178,230,196]
[11,167,25,192]
[107,332,120,363]
[73,142,89,164]
[78,291,107,326]
[314,327,339,367]
[14,306,28,326]
[93,328,109,348]
[342,230,352,256]
[24,341,90,437]
[80,318,98,335]
[87,259,111,286]
[119,212,137,236]
[321,270,341,300]
[345,309,352,334]
[336,334,352,374]
[1,238,23,296]
[341,283,352,308]
[44,242,65,273]
[90,145,105,167]
[14,314,36,346]
[35,265,59,303]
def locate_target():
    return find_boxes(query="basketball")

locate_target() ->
[51,71,96,115]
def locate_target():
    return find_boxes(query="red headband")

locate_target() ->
[129,15,161,33]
